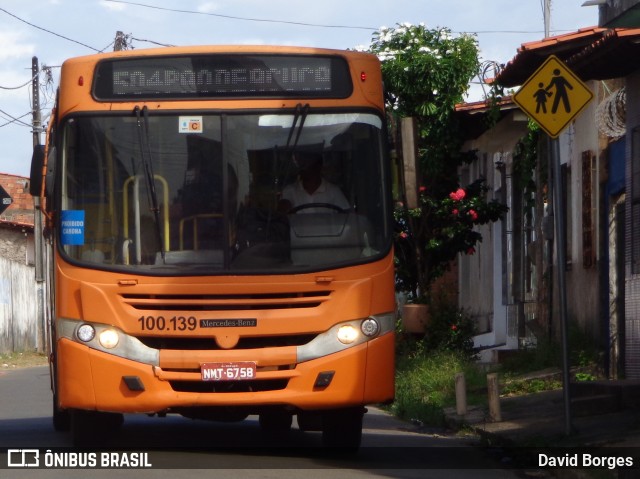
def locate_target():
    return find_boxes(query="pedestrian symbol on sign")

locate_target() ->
[546,69,573,114]
[513,55,593,138]
[534,83,551,114]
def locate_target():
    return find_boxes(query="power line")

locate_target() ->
[0,110,31,128]
[0,74,37,90]
[0,6,101,52]
[131,36,175,48]
[104,0,376,30]
[103,2,583,38]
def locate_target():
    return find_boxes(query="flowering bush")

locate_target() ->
[394,179,507,300]
[368,23,508,302]
[423,300,478,360]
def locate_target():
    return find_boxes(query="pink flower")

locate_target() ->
[468,209,478,221]
[449,188,466,201]
[451,324,458,331]
[400,232,408,239]
[419,185,427,193]
[452,208,459,216]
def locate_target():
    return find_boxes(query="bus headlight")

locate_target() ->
[337,325,359,344]
[361,318,380,337]
[99,329,119,349]
[76,324,95,342]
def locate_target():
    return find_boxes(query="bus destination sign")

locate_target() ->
[93,54,353,100]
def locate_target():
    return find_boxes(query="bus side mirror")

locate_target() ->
[30,145,45,196]
[45,147,57,200]
[29,145,56,200]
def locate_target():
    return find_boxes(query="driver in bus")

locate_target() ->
[279,151,350,214]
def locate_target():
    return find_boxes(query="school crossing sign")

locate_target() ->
[513,55,593,138]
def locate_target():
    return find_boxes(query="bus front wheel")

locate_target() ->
[52,392,71,432]
[321,406,364,450]
[71,409,124,447]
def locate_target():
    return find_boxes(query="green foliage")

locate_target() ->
[369,23,479,176]
[512,120,540,214]
[392,320,605,427]
[393,348,482,426]
[575,372,596,382]
[368,23,508,300]
[501,377,562,396]
[422,300,478,360]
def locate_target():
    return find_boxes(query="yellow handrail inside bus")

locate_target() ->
[179,213,223,251]
[123,175,170,262]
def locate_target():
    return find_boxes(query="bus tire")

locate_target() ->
[259,410,292,434]
[52,392,71,432]
[71,409,124,447]
[321,406,364,451]
[51,361,71,432]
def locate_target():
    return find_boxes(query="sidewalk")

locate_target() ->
[443,381,640,477]
[445,388,640,447]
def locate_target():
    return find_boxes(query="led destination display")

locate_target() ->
[93,54,353,100]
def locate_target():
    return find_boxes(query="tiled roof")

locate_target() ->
[497,26,640,87]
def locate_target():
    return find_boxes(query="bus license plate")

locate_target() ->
[201,362,257,381]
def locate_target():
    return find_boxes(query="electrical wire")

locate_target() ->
[104,0,375,30]
[103,0,583,37]
[0,110,32,128]
[0,74,37,91]
[0,6,100,52]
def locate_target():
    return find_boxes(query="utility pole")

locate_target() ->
[31,57,41,148]
[114,31,127,51]
[32,56,45,354]
[543,0,551,38]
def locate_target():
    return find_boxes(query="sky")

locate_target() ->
[0,0,599,177]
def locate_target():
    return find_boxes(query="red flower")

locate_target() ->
[468,209,478,221]
[466,247,476,255]
[451,324,458,331]
[419,185,427,193]
[452,208,459,216]
[449,188,466,201]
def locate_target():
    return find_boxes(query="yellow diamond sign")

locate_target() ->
[513,55,593,138]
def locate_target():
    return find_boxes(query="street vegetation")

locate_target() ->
[392,311,603,427]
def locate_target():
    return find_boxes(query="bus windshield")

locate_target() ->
[60,109,391,274]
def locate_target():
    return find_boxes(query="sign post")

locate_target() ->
[513,55,594,437]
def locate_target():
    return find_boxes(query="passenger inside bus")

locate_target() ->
[278,151,350,214]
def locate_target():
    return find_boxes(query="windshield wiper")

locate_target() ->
[135,105,165,263]
[285,103,310,155]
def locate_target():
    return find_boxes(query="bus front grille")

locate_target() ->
[136,334,316,350]
[120,291,332,311]
[168,379,289,393]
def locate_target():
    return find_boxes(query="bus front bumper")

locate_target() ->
[55,318,395,414]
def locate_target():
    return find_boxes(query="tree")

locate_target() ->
[368,23,508,301]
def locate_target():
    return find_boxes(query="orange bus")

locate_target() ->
[31,45,395,449]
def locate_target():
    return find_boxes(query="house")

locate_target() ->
[455,99,530,360]
[0,172,38,353]
[0,173,34,264]
[457,10,640,379]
